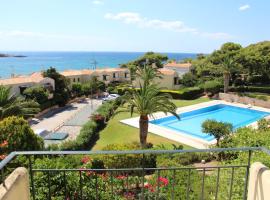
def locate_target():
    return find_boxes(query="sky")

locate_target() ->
[0,0,269,53]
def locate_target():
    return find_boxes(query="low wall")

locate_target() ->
[248,162,270,200]
[34,105,59,118]
[218,93,270,108]
[0,167,30,200]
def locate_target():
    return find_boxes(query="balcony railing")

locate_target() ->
[0,147,270,200]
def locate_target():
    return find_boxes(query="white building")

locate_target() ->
[133,68,181,90]
[61,68,130,85]
[0,72,55,96]
[164,62,192,77]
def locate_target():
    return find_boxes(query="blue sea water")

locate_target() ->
[0,51,197,78]
[150,104,270,141]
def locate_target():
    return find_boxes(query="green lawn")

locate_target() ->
[93,97,210,150]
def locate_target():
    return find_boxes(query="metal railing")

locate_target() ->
[0,147,270,200]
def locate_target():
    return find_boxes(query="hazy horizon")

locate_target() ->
[0,1,269,53]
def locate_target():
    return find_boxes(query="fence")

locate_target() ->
[0,147,270,200]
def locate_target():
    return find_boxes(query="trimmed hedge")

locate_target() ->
[229,86,270,94]
[160,87,203,100]
[59,121,98,150]
[204,80,222,95]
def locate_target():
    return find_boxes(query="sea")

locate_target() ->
[0,52,197,78]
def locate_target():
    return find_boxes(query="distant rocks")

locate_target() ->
[0,53,27,58]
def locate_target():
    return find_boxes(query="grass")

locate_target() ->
[93,97,210,150]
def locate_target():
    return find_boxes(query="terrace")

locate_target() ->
[0,147,270,200]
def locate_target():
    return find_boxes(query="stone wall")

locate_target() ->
[0,167,30,200]
[218,93,270,108]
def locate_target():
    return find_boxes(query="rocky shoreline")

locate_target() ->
[0,53,27,58]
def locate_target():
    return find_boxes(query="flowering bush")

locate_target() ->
[0,116,43,160]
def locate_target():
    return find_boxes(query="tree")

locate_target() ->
[121,52,168,78]
[81,76,106,96]
[202,119,232,147]
[221,57,236,93]
[23,86,49,105]
[121,66,179,147]
[71,83,82,97]
[180,72,198,87]
[0,116,44,159]
[0,86,40,120]
[43,67,70,106]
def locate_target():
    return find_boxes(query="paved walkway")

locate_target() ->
[31,99,102,146]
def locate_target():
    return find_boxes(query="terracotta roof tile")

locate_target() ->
[164,62,192,68]
[158,68,177,75]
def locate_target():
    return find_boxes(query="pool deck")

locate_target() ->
[120,100,270,149]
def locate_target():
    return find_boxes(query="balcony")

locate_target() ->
[0,147,270,200]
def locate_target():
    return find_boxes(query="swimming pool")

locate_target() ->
[150,104,270,142]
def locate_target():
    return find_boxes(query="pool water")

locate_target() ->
[150,104,270,141]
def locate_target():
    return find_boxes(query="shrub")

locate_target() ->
[178,87,203,100]
[23,86,49,105]
[180,72,198,87]
[230,86,270,94]
[59,121,98,150]
[0,116,44,159]
[257,118,269,131]
[81,83,91,95]
[159,90,181,99]
[91,114,105,127]
[204,80,222,95]
[101,142,156,171]
[95,101,118,120]
[159,87,203,100]
[71,83,82,96]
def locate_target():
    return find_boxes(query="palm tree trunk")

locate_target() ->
[139,115,149,148]
[224,72,230,93]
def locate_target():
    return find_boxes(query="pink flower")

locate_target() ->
[158,177,169,186]
[81,156,91,164]
[86,171,94,177]
[0,140,8,148]
[116,175,127,180]
[124,192,135,199]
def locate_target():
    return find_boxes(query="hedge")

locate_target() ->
[204,80,222,95]
[229,86,270,93]
[160,87,203,100]
[59,120,98,150]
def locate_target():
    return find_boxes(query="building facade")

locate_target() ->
[164,62,192,77]
[133,68,181,90]
[0,72,55,96]
[61,68,131,85]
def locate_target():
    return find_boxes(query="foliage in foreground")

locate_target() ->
[0,116,44,159]
[0,85,40,120]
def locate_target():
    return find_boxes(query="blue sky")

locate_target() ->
[0,0,269,53]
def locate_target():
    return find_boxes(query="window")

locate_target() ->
[113,73,116,78]
[73,78,76,82]
[103,75,107,81]
[174,77,178,85]
[125,73,128,78]
[77,78,80,82]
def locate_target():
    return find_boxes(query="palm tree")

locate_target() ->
[222,57,235,93]
[121,66,179,147]
[0,86,40,120]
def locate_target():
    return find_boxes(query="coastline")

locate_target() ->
[0,51,197,78]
